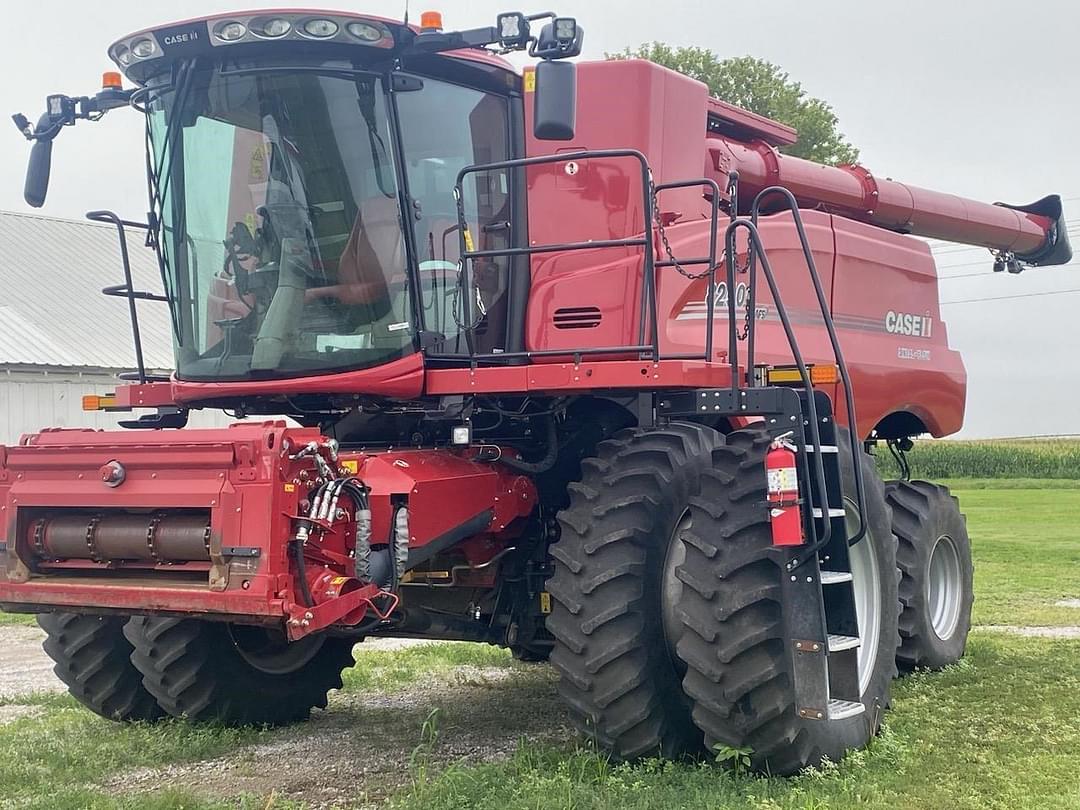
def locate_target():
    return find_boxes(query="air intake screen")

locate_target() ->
[553,306,601,329]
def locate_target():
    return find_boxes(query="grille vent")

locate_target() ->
[553,306,602,329]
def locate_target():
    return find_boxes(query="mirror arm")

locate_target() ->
[13,86,133,209]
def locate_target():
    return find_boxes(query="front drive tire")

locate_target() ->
[885,480,974,671]
[124,617,356,725]
[545,423,721,759]
[674,428,900,774]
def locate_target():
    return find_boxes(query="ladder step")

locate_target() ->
[803,445,839,453]
[820,570,853,585]
[827,633,860,652]
[827,698,866,720]
[812,508,847,518]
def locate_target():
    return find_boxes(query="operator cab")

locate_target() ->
[129,13,520,381]
[15,9,583,384]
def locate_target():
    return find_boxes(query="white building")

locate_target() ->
[0,210,232,443]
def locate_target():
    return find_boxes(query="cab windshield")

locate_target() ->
[149,65,412,380]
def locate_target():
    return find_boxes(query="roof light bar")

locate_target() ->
[109,12,395,75]
[302,19,339,38]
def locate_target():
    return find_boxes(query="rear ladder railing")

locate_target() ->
[744,186,868,559]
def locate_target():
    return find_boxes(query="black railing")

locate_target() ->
[429,149,662,363]
[745,188,868,554]
[652,177,724,368]
[86,210,168,384]
[434,151,731,367]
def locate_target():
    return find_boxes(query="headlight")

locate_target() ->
[130,38,155,59]
[346,21,382,42]
[554,17,577,44]
[114,45,131,66]
[214,21,247,41]
[302,19,339,38]
[258,18,292,38]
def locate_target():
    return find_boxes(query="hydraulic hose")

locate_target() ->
[291,537,314,607]
[500,416,559,474]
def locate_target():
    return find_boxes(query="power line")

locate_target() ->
[940,287,1080,305]
[930,227,1080,256]
[938,260,1080,281]
[934,233,1080,272]
[925,198,1080,253]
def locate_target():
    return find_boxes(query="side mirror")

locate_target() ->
[533,59,576,141]
[24,137,53,208]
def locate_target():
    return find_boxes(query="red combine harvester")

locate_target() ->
[8,8,1070,772]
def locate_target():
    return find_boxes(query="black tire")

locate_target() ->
[885,480,973,671]
[674,428,899,774]
[37,612,162,722]
[124,618,356,725]
[545,422,721,759]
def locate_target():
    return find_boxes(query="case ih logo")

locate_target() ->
[885,310,933,338]
[162,30,199,46]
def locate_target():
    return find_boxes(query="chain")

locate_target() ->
[650,180,714,281]
[734,231,751,343]
[450,260,487,333]
[738,291,753,341]
[650,178,759,341]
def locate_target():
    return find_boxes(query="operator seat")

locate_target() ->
[305,195,401,321]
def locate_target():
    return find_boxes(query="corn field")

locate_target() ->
[873,438,1080,479]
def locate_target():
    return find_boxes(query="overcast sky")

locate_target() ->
[1,1,1077,438]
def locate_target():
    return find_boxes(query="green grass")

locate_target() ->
[389,635,1080,810]
[0,696,269,809]
[342,641,514,694]
[0,610,39,626]
[951,487,1080,627]
[0,643,523,810]
[938,477,1080,490]
[876,437,1080,479]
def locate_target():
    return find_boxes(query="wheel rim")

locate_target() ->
[927,534,963,641]
[227,625,325,675]
[661,511,692,663]
[845,500,882,696]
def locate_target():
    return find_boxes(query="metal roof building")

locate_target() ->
[0,211,227,442]
[0,211,172,370]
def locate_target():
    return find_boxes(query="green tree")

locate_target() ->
[609,44,858,165]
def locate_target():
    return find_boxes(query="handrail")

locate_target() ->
[86,211,162,384]
[725,218,834,556]
[746,187,868,559]
[446,152,732,368]
[652,177,724,373]
[448,149,659,362]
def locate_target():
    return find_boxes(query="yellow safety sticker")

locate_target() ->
[767,467,798,493]
[330,576,350,586]
[249,144,267,181]
[341,459,359,474]
[539,591,552,614]
[523,69,536,93]
[463,228,475,252]
[284,483,296,493]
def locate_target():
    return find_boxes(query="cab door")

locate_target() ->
[394,76,515,356]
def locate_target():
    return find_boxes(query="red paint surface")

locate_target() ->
[0,423,534,621]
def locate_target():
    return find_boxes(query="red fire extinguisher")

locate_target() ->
[765,435,803,546]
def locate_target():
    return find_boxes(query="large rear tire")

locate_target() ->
[37,612,162,722]
[674,428,899,774]
[124,618,356,725]
[545,423,720,759]
[885,480,973,671]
